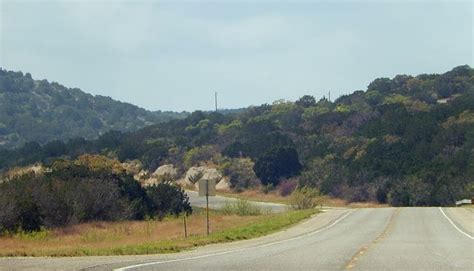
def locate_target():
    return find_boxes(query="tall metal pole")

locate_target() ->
[206,180,210,235]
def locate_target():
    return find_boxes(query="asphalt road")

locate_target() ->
[0,207,472,271]
[186,191,288,213]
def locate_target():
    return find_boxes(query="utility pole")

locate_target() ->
[215,92,218,112]
[328,90,331,102]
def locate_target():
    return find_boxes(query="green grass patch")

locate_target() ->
[12,228,51,241]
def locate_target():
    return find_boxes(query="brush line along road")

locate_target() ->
[0,207,472,271]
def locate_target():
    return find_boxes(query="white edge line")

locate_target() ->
[114,209,355,271]
[438,207,473,240]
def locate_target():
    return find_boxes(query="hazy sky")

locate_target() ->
[1,0,472,111]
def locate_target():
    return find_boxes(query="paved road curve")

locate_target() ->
[186,191,288,213]
[0,208,472,271]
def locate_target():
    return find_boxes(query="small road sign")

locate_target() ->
[198,178,216,235]
[199,179,216,197]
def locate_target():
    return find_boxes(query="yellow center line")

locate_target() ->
[344,208,400,270]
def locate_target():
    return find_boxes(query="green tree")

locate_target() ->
[296,95,316,108]
[146,181,192,219]
[221,158,259,190]
[183,145,218,168]
[254,147,302,186]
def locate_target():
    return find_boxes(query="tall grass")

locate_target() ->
[13,228,50,241]
[289,187,322,210]
[221,200,264,216]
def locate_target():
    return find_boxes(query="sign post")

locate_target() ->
[183,213,187,238]
[199,178,216,235]
[206,180,209,235]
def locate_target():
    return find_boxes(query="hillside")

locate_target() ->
[0,69,187,148]
[1,65,473,206]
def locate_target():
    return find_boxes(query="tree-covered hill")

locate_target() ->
[1,65,473,206]
[0,69,188,149]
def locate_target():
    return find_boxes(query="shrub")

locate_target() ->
[183,145,218,168]
[220,158,259,190]
[262,183,274,194]
[146,181,192,220]
[0,173,43,232]
[0,156,193,233]
[289,187,322,210]
[221,200,263,216]
[278,179,297,196]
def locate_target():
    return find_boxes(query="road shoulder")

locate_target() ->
[0,208,351,271]
[443,207,473,236]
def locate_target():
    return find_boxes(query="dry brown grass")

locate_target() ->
[0,212,253,256]
[0,208,317,257]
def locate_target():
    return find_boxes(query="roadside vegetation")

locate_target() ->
[1,65,473,210]
[217,189,387,208]
[0,156,191,233]
[0,208,317,257]
[221,199,268,216]
[289,187,322,210]
[0,155,323,257]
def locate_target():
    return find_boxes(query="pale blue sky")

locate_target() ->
[1,0,472,111]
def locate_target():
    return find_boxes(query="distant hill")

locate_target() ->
[1,65,473,206]
[0,69,188,148]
